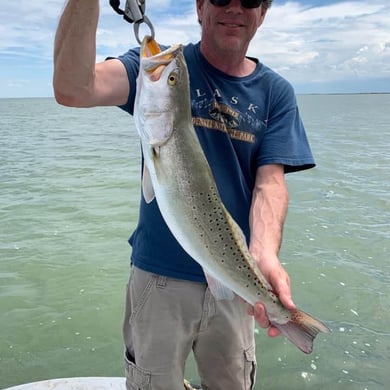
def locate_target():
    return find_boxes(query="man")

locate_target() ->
[53,1,315,389]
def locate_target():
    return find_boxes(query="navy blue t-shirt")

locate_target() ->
[117,42,315,282]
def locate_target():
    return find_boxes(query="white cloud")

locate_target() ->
[249,1,390,85]
[0,0,389,97]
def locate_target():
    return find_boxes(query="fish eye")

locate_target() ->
[168,72,178,86]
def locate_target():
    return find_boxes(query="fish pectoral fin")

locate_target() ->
[142,165,155,204]
[205,272,235,301]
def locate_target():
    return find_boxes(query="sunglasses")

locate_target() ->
[209,0,263,9]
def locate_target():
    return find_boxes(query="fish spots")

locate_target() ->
[195,187,229,239]
[189,185,267,301]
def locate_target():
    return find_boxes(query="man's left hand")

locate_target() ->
[247,258,295,337]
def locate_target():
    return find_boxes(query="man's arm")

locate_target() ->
[53,0,129,108]
[248,164,296,337]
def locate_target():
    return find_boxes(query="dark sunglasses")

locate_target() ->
[209,0,263,9]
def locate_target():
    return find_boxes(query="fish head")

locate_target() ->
[135,36,190,148]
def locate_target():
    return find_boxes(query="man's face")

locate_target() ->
[197,0,267,54]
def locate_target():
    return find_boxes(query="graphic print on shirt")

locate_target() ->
[191,87,267,145]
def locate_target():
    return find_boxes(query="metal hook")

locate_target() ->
[110,0,155,44]
[133,15,155,44]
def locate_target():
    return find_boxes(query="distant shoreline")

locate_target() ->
[297,92,390,96]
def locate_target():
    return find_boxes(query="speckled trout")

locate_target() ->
[134,37,330,354]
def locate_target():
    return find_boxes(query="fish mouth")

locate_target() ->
[140,35,162,59]
[140,36,183,81]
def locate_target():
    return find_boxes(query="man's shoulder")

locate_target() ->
[183,42,199,59]
[256,62,295,98]
[258,62,290,84]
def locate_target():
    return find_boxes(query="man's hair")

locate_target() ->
[262,0,273,9]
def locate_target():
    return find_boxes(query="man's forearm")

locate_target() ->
[53,0,100,106]
[249,165,296,330]
[249,164,288,265]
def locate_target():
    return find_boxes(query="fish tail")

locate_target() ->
[273,309,330,354]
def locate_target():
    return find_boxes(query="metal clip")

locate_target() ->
[124,0,145,24]
[133,15,155,44]
[110,0,155,44]
[125,0,155,44]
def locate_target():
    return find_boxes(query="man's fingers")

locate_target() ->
[267,326,281,338]
[253,302,270,328]
[278,289,295,310]
[252,302,282,338]
[270,273,296,311]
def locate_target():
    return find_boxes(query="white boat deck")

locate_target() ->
[2,377,126,390]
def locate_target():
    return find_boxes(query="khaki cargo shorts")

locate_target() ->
[123,266,257,390]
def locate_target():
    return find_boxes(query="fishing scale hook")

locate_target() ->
[110,0,155,44]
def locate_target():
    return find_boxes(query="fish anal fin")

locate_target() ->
[273,309,331,354]
[142,164,155,204]
[205,272,235,301]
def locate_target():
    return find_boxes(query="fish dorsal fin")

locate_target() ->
[142,164,155,204]
[205,272,235,301]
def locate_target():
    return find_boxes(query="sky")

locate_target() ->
[0,0,389,98]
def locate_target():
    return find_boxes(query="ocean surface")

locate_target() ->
[0,94,389,389]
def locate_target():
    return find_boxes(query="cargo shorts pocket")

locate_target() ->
[124,350,151,390]
[128,269,155,325]
[244,344,257,390]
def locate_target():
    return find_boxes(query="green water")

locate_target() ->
[0,95,389,389]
